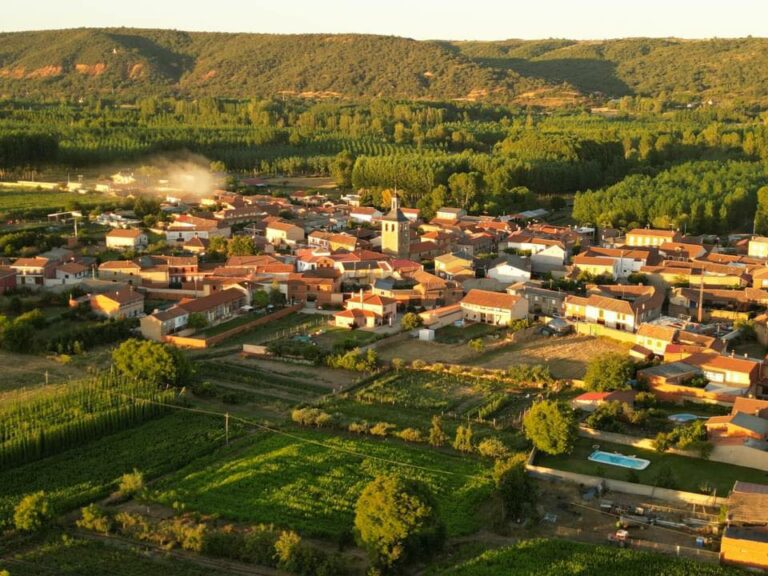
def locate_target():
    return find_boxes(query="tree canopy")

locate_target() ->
[523,400,578,455]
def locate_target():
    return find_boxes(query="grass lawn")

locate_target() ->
[536,437,768,495]
[199,311,266,337]
[150,428,496,539]
[435,322,502,344]
[312,327,381,351]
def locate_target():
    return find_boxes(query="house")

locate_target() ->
[460,289,527,326]
[434,251,474,280]
[333,291,397,329]
[748,237,768,259]
[564,284,663,332]
[90,289,145,319]
[97,260,145,285]
[486,255,532,284]
[183,236,209,254]
[641,261,748,289]
[179,288,248,326]
[658,241,706,261]
[435,207,466,222]
[624,228,681,247]
[105,228,148,251]
[349,206,382,224]
[571,390,636,413]
[579,246,659,278]
[721,482,768,570]
[418,304,463,329]
[571,254,619,280]
[0,266,16,294]
[265,220,305,247]
[635,323,679,356]
[683,352,762,395]
[166,215,231,243]
[706,409,768,445]
[54,262,89,286]
[10,257,56,289]
[506,281,567,318]
[139,307,190,341]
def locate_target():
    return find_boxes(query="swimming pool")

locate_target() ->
[668,413,700,424]
[588,450,650,470]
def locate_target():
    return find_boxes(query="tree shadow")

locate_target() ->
[470,56,634,97]
[107,32,195,83]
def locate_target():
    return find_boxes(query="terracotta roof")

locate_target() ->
[98,289,144,306]
[267,220,303,232]
[178,288,245,313]
[57,262,87,275]
[106,228,144,238]
[572,255,616,267]
[636,323,678,342]
[461,289,522,310]
[732,397,768,417]
[12,257,50,267]
[574,392,612,402]
[626,228,678,238]
[152,307,188,322]
[99,260,140,270]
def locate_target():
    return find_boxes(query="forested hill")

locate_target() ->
[1,29,768,105]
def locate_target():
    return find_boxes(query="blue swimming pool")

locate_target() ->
[588,450,650,470]
[668,413,700,424]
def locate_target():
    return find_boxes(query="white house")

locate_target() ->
[106,228,148,251]
[486,255,532,284]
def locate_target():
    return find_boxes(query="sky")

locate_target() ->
[2,0,768,40]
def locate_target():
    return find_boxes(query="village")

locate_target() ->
[4,171,768,572]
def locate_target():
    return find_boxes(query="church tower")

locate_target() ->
[381,193,410,258]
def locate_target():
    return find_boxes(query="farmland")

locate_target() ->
[0,412,232,528]
[376,333,630,380]
[427,539,744,576]
[0,187,116,218]
[150,428,496,539]
[0,535,232,576]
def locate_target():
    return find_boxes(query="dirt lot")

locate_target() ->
[219,354,360,390]
[0,348,111,393]
[376,333,630,380]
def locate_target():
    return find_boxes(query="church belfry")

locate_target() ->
[381,193,410,258]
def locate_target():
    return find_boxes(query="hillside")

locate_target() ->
[0,29,767,104]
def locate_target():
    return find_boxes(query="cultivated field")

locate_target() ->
[0,349,107,392]
[150,429,496,539]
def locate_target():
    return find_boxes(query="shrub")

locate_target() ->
[428,416,447,447]
[348,421,370,434]
[398,428,423,443]
[391,357,404,371]
[400,312,423,331]
[493,454,537,520]
[77,504,112,534]
[412,359,427,370]
[453,425,474,453]
[370,422,396,437]
[634,391,656,408]
[13,491,52,532]
[477,437,509,459]
[118,469,145,497]
[468,338,485,353]
[191,381,217,398]
[291,408,334,428]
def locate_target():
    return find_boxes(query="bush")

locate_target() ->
[118,469,145,497]
[349,421,370,434]
[370,422,396,437]
[400,312,423,331]
[397,428,423,443]
[291,408,334,428]
[477,437,509,459]
[327,348,378,372]
[77,504,112,534]
[507,364,554,386]
[412,359,427,369]
[634,391,656,408]
[453,425,474,453]
[13,491,52,532]
[493,454,537,521]
[191,381,218,398]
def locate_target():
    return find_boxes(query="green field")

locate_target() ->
[0,535,230,576]
[427,539,742,576]
[0,188,114,216]
[150,428,495,539]
[0,412,232,528]
[536,437,768,495]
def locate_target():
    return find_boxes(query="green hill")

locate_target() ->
[0,29,767,104]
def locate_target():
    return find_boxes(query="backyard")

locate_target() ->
[535,437,768,495]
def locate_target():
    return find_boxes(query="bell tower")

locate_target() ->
[381,192,410,258]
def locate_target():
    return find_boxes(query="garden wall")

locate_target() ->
[165,305,303,348]
[572,321,638,344]
[526,460,727,507]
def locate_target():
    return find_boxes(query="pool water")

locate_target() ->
[668,413,700,423]
[588,450,651,470]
